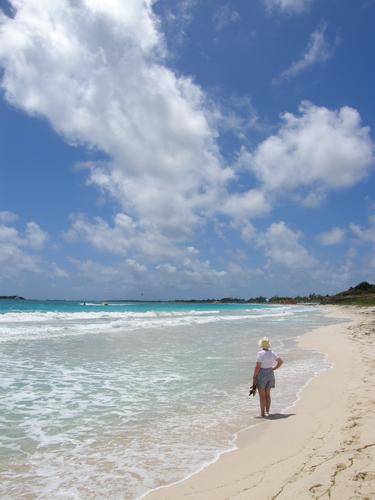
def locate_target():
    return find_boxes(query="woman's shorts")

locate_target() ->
[256,368,275,389]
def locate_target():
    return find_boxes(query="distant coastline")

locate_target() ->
[2,281,374,306]
[0,296,25,300]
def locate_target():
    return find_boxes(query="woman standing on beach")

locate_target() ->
[252,337,283,417]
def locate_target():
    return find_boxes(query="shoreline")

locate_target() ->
[141,310,329,500]
[146,306,375,499]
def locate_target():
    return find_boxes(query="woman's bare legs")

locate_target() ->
[258,388,267,417]
[265,388,271,415]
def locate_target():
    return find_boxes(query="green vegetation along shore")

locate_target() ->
[174,282,375,306]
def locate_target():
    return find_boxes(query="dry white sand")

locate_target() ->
[146,306,375,500]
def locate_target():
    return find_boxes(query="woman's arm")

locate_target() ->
[252,362,261,384]
[273,357,283,371]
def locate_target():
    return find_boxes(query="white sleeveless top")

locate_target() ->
[256,349,278,369]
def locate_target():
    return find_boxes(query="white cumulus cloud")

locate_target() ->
[0,218,48,278]
[0,210,18,224]
[70,254,227,298]
[258,221,316,270]
[350,219,375,243]
[241,102,374,205]
[318,227,346,245]
[64,212,187,259]
[220,189,271,219]
[25,221,49,249]
[0,0,233,245]
[241,221,256,243]
[156,263,177,273]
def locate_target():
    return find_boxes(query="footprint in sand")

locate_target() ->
[352,471,375,481]
[346,421,358,429]
[309,483,325,493]
[335,462,347,471]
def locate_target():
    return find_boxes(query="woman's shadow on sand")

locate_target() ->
[266,413,295,420]
[254,413,295,420]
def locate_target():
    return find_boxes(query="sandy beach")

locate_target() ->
[146,306,375,500]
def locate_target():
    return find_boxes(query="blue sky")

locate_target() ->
[1,0,375,300]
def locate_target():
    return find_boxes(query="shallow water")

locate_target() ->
[0,301,335,499]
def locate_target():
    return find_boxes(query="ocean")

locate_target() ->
[0,300,336,499]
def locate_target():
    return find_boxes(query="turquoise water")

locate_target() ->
[0,301,334,499]
[0,299,268,314]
